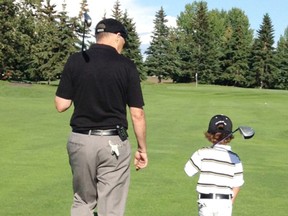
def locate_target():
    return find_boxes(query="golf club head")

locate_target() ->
[84,12,92,27]
[238,126,255,139]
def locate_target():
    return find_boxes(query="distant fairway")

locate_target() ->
[0,80,287,215]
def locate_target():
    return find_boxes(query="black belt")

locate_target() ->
[73,129,118,136]
[199,193,231,200]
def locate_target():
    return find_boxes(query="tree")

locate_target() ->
[111,1,145,80]
[220,8,253,87]
[192,1,220,84]
[28,0,63,83]
[76,0,91,51]
[175,1,220,84]
[274,27,288,89]
[121,11,146,80]
[54,1,79,78]
[112,0,122,20]
[0,0,20,79]
[250,13,277,89]
[175,3,197,82]
[144,7,171,83]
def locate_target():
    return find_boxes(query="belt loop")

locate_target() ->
[88,130,92,136]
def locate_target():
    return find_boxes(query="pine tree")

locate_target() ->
[174,3,197,82]
[176,1,220,84]
[275,27,288,89]
[144,7,170,83]
[28,0,61,83]
[112,0,122,20]
[0,0,19,79]
[192,1,220,84]
[121,11,146,80]
[111,1,145,80]
[165,28,182,83]
[77,0,91,51]
[220,8,253,87]
[250,13,277,89]
[208,9,227,84]
[54,1,79,78]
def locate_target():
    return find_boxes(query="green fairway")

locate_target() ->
[0,80,287,215]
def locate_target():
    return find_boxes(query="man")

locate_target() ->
[55,18,148,216]
[184,114,244,216]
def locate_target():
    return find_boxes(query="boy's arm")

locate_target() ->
[184,151,201,177]
[232,187,241,204]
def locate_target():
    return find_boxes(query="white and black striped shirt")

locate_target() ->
[184,144,244,195]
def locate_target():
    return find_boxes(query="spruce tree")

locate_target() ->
[250,13,277,89]
[176,1,220,84]
[112,1,145,80]
[112,0,122,20]
[54,1,79,78]
[275,27,288,89]
[220,8,253,87]
[28,0,61,83]
[192,1,219,84]
[0,0,19,79]
[175,3,197,82]
[121,11,146,80]
[144,7,170,83]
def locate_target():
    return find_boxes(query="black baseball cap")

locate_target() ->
[95,18,128,40]
[207,114,233,134]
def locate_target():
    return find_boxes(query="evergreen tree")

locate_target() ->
[175,3,197,82]
[28,0,61,83]
[144,7,171,83]
[176,1,220,84]
[16,0,40,80]
[207,9,227,84]
[111,1,145,80]
[250,13,277,89]
[121,11,146,80]
[0,0,19,79]
[192,1,220,84]
[275,27,288,89]
[220,8,253,87]
[77,0,91,51]
[165,28,182,83]
[112,0,122,20]
[54,1,79,78]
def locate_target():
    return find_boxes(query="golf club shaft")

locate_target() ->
[212,128,239,147]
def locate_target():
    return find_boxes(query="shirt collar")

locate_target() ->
[213,144,232,151]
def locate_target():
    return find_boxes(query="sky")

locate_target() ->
[51,0,288,50]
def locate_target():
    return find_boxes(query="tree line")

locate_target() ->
[1,0,288,89]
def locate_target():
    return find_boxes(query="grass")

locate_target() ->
[0,80,288,215]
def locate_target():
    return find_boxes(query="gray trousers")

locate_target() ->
[67,132,131,216]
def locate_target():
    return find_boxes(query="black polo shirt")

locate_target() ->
[56,44,144,131]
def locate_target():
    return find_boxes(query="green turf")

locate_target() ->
[1,80,287,215]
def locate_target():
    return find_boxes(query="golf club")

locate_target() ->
[82,12,92,62]
[213,126,255,146]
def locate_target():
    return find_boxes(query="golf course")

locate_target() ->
[0,80,287,215]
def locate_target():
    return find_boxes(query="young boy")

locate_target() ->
[184,114,244,216]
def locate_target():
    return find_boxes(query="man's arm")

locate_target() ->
[54,96,72,113]
[129,107,148,170]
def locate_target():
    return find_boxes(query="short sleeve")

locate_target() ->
[56,56,74,99]
[184,151,201,177]
[233,162,244,187]
[126,64,144,108]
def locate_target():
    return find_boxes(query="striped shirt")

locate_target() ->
[184,144,244,195]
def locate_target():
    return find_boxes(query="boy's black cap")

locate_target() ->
[95,18,128,40]
[207,114,233,134]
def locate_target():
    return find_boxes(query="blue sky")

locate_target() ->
[52,0,288,47]
[140,0,288,43]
